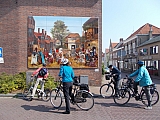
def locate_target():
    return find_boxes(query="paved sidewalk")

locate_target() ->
[0,72,160,120]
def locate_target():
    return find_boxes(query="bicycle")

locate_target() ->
[113,75,159,106]
[99,74,115,98]
[23,75,50,102]
[50,78,94,111]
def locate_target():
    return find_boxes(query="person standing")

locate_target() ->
[108,65,121,96]
[58,58,75,114]
[129,61,153,110]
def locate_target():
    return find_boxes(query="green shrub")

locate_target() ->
[102,64,105,75]
[0,72,26,94]
[0,72,56,94]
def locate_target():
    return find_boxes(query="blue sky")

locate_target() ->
[102,0,160,52]
[33,16,90,36]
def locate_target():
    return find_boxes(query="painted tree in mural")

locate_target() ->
[50,20,70,47]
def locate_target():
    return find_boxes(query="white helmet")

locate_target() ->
[61,58,69,64]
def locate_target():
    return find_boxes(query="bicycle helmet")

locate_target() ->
[61,58,69,65]
[108,65,113,68]
[137,61,144,65]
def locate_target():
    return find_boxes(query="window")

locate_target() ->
[150,45,158,54]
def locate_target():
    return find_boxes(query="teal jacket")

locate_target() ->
[58,65,74,82]
[129,66,152,87]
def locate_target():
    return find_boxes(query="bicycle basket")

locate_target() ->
[105,74,110,80]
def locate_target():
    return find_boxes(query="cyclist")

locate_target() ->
[59,58,75,114]
[30,63,49,101]
[108,65,121,97]
[129,61,153,110]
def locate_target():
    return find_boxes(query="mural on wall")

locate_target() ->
[27,16,98,68]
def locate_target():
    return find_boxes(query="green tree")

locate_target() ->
[50,20,70,47]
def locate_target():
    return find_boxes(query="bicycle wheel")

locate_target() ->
[141,90,159,106]
[100,84,114,98]
[23,88,32,100]
[113,89,131,106]
[76,90,94,111]
[42,89,51,102]
[50,88,63,109]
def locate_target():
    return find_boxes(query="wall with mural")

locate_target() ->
[27,16,98,68]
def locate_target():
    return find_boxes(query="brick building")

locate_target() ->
[0,0,102,86]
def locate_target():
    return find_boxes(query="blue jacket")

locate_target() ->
[111,66,121,81]
[58,65,74,82]
[129,66,152,87]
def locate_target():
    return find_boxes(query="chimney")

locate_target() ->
[149,24,152,39]
[120,38,123,42]
[42,29,44,34]
[38,28,40,33]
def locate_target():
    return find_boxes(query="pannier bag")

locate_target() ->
[80,84,89,98]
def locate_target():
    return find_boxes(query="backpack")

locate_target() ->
[38,68,47,77]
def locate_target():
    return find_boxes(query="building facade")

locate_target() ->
[0,0,102,86]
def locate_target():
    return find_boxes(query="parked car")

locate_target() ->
[146,66,157,70]
[146,66,158,75]
[104,67,110,74]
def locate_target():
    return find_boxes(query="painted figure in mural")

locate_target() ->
[58,48,64,64]
[52,49,57,63]
[39,50,45,65]
[47,53,53,64]
[44,49,49,63]
[31,49,38,66]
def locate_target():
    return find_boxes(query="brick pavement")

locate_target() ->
[0,72,160,120]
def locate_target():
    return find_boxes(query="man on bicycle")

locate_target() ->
[59,58,75,114]
[30,63,49,101]
[129,61,153,110]
[108,65,121,97]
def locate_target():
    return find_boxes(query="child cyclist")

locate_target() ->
[30,63,49,101]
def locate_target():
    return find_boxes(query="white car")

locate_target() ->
[104,67,110,74]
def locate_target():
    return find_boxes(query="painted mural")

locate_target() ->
[27,16,98,68]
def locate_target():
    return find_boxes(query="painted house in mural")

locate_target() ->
[83,18,98,54]
[82,18,98,67]
[27,16,35,56]
[64,33,81,57]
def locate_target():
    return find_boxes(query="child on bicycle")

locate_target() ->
[59,58,75,114]
[129,61,153,110]
[30,63,49,101]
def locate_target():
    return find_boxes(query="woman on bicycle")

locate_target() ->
[129,61,153,110]
[59,58,75,114]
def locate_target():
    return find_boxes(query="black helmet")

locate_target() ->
[108,65,113,68]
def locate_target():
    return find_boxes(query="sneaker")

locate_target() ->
[144,106,152,110]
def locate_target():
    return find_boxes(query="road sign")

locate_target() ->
[0,47,3,58]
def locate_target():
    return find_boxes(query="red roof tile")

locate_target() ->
[127,23,160,39]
